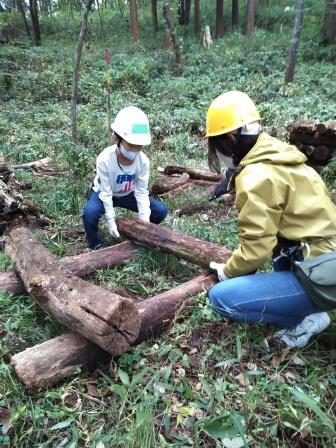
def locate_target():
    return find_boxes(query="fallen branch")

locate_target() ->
[12,157,53,171]
[6,226,140,355]
[11,272,216,391]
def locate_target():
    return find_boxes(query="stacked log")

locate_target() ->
[6,226,140,355]
[11,273,217,391]
[287,120,336,172]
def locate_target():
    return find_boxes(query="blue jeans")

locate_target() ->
[82,190,168,249]
[208,259,323,329]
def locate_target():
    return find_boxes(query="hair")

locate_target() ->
[208,133,259,172]
[114,132,123,147]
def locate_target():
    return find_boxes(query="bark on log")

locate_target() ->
[6,226,140,355]
[163,165,224,182]
[117,218,232,267]
[287,120,336,137]
[150,172,190,195]
[11,273,216,391]
[0,241,138,295]
[161,180,218,200]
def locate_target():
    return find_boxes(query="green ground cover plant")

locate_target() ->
[0,5,335,447]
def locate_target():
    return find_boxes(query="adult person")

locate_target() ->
[206,91,336,348]
[83,106,168,250]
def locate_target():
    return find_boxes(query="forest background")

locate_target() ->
[0,0,336,447]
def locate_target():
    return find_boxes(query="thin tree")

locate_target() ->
[245,0,256,36]
[29,0,41,45]
[284,0,305,85]
[194,0,200,38]
[17,0,32,40]
[129,0,140,42]
[184,0,191,25]
[163,0,182,75]
[71,0,94,141]
[151,0,158,32]
[215,0,224,38]
[179,0,185,25]
[232,0,239,30]
[322,0,336,43]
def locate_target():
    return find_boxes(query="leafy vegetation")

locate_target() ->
[0,2,335,447]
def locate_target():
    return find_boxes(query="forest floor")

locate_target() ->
[0,12,336,448]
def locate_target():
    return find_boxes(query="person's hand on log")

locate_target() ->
[107,218,120,239]
[218,192,236,206]
[209,261,230,281]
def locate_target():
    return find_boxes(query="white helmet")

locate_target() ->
[111,106,151,146]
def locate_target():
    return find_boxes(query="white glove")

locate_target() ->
[209,261,230,282]
[107,218,120,239]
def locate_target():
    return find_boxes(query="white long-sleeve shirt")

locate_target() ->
[92,145,151,222]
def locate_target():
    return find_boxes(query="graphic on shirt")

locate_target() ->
[116,174,135,193]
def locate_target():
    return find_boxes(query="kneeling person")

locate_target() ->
[83,106,168,250]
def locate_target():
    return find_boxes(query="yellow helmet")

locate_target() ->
[205,91,261,138]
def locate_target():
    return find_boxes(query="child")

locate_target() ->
[83,106,168,250]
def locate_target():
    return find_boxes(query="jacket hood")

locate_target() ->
[239,132,307,167]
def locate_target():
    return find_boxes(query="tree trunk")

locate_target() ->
[17,0,32,39]
[322,0,336,43]
[163,1,183,75]
[184,0,191,25]
[215,0,224,38]
[11,273,216,391]
[151,0,158,32]
[129,0,140,42]
[245,0,256,36]
[0,241,138,295]
[232,0,239,30]
[160,179,216,200]
[71,0,94,141]
[284,0,305,85]
[179,0,185,25]
[6,226,140,355]
[163,165,224,181]
[150,173,190,195]
[194,0,201,37]
[116,218,232,267]
[29,0,41,45]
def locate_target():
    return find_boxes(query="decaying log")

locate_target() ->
[287,120,336,137]
[176,203,217,216]
[150,172,190,195]
[163,165,224,182]
[289,133,335,148]
[6,226,140,355]
[11,273,216,391]
[0,241,138,295]
[117,218,232,267]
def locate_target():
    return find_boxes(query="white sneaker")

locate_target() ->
[274,312,330,348]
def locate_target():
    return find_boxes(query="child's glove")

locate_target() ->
[209,261,230,282]
[107,218,120,239]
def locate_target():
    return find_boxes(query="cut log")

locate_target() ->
[0,241,139,295]
[11,273,216,391]
[163,165,224,182]
[116,217,232,267]
[161,179,218,200]
[150,172,190,195]
[176,203,217,216]
[6,226,140,355]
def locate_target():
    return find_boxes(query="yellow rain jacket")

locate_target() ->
[224,133,336,278]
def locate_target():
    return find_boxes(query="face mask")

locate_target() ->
[120,145,139,161]
[216,151,235,169]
